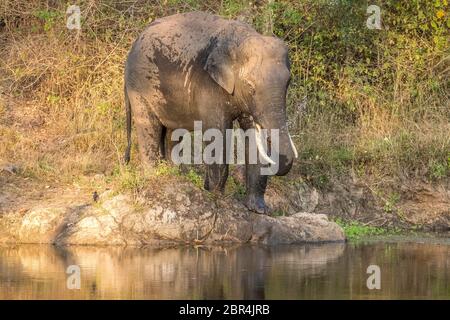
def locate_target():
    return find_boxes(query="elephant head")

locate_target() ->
[204,34,297,175]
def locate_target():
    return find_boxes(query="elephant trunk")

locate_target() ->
[253,123,297,175]
[254,96,297,176]
[271,126,297,176]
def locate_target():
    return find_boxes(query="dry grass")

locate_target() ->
[0,1,134,182]
[0,0,449,193]
[294,35,450,185]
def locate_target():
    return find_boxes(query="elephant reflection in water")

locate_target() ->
[0,244,345,299]
[2,243,450,299]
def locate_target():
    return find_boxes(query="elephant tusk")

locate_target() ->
[255,124,276,165]
[288,132,298,158]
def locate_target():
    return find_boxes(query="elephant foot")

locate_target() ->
[244,195,269,215]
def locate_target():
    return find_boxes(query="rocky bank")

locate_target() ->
[0,177,345,246]
[2,163,448,246]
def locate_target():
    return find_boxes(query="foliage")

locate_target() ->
[113,165,149,193]
[0,0,448,189]
[267,0,450,183]
[383,192,400,213]
[334,218,390,240]
[185,168,204,189]
[225,175,246,200]
[33,9,62,31]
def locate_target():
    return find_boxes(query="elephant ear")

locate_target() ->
[204,41,235,95]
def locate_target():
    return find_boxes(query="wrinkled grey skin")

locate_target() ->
[124,11,295,214]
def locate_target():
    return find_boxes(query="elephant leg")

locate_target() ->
[127,90,163,168]
[203,128,229,193]
[244,164,268,214]
[204,163,229,193]
[162,127,176,161]
[238,117,269,214]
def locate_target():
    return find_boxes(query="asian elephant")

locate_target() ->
[124,11,297,214]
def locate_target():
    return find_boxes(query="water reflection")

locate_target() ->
[0,242,448,299]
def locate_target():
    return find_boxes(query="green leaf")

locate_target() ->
[431,20,438,30]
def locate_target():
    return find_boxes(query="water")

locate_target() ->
[0,240,449,299]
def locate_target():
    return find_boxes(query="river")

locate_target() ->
[0,238,449,299]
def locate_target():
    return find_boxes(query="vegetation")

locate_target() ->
[110,160,205,193]
[0,0,448,194]
[333,217,401,240]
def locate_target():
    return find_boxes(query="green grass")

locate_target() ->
[109,161,205,194]
[271,209,287,217]
[334,218,392,241]
[185,168,204,189]
[225,176,246,200]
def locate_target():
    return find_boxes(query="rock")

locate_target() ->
[296,182,319,212]
[0,163,19,174]
[162,209,177,224]
[251,212,344,245]
[17,207,65,243]
[101,194,131,222]
[0,180,345,246]
[77,216,100,231]
[264,180,320,214]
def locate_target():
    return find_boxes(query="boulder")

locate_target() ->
[0,183,345,245]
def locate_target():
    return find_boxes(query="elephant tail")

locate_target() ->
[124,87,132,164]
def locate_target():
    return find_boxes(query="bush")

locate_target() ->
[0,0,448,186]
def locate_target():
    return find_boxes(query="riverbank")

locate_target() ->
[0,1,449,245]
[0,167,345,245]
[351,231,450,244]
[0,163,448,245]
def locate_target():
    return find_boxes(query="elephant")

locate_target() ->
[124,11,297,214]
